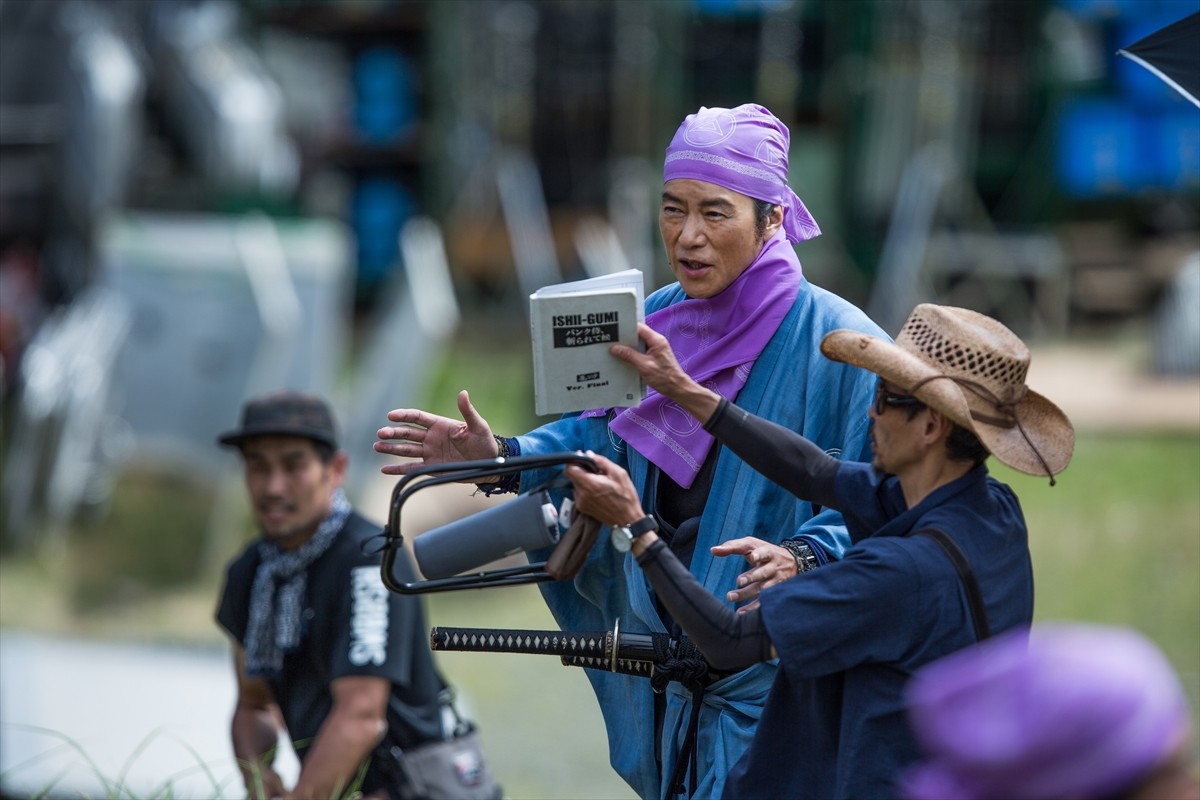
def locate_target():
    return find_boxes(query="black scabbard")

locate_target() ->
[559,654,656,678]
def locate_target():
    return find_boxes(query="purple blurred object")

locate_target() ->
[900,623,1191,800]
[1118,11,1200,108]
[663,104,822,244]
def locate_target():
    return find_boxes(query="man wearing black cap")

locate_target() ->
[214,391,488,800]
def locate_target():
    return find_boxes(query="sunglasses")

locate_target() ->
[874,383,926,416]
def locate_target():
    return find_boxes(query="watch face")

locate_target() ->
[610,526,633,553]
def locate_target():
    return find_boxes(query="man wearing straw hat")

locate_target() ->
[564,303,1075,799]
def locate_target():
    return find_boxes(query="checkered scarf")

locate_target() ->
[244,489,351,677]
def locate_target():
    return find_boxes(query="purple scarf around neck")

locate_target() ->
[587,231,802,489]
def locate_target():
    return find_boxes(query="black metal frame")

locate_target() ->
[381,451,597,594]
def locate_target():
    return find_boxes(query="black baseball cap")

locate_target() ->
[218,390,339,450]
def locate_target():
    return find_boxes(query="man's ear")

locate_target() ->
[924,409,953,444]
[330,450,349,484]
[764,204,784,238]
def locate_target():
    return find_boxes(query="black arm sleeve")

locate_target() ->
[704,397,842,509]
[636,540,773,672]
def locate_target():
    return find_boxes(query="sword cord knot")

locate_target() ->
[650,635,711,797]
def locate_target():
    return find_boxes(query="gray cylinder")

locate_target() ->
[413,490,559,579]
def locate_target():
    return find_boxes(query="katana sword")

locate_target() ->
[430,619,727,684]
[431,618,657,674]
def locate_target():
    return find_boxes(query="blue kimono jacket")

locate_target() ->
[515,279,886,799]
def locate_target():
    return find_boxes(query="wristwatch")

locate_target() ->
[781,538,820,573]
[610,515,659,553]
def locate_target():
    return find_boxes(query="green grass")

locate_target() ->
[0,725,238,800]
[995,432,1200,719]
[0,725,372,800]
[419,322,543,436]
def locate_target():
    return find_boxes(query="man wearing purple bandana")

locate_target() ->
[375,104,885,799]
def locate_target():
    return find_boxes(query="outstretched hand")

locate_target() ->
[374,390,498,476]
[711,536,799,613]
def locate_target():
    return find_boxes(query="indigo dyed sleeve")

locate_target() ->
[636,540,773,672]
[705,398,841,509]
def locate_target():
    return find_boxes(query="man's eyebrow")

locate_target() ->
[660,192,736,210]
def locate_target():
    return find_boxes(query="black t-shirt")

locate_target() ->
[216,511,444,792]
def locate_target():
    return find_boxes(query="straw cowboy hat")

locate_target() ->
[821,304,1074,482]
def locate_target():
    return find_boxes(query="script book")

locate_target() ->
[530,268,645,416]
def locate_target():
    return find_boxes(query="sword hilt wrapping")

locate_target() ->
[431,627,610,657]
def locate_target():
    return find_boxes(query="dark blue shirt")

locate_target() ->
[724,463,1034,800]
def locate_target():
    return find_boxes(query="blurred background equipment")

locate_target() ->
[1,288,131,552]
[339,214,461,497]
[152,0,298,196]
[96,212,349,472]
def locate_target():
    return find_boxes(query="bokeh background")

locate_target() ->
[0,0,1196,798]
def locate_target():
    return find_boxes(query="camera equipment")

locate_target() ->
[381,452,598,594]
[413,489,560,580]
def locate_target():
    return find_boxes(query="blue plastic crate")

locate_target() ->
[1055,98,1150,196]
[352,177,414,284]
[1152,109,1200,188]
[353,46,417,144]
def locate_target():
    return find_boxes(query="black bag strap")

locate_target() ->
[912,528,992,641]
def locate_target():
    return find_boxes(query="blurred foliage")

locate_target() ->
[420,319,543,436]
[64,468,216,613]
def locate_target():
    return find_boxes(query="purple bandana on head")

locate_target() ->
[664,103,821,244]
[587,231,802,489]
[899,623,1192,800]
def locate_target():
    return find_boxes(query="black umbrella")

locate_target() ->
[1117,11,1200,108]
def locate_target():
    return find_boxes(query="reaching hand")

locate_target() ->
[610,323,690,400]
[710,536,799,613]
[611,324,721,423]
[374,390,498,476]
[564,452,645,527]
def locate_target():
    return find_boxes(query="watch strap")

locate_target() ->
[626,515,658,538]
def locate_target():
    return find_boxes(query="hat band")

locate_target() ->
[909,375,1057,486]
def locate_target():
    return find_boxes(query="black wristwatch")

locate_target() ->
[610,515,659,553]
